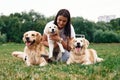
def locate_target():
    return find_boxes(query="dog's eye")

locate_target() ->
[49,27,51,28]
[31,34,35,36]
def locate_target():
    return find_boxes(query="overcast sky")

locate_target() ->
[0,0,120,22]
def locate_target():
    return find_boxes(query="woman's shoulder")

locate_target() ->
[70,24,74,30]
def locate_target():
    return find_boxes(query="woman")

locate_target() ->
[42,9,75,62]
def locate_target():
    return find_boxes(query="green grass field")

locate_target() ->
[0,43,120,80]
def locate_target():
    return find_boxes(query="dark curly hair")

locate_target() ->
[54,9,71,38]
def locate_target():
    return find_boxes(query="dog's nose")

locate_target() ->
[26,37,29,41]
[77,43,80,46]
[52,29,54,32]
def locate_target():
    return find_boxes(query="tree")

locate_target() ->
[72,17,96,42]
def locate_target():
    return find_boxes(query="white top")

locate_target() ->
[43,21,75,41]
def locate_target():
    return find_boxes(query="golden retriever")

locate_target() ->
[44,23,65,61]
[12,31,48,66]
[66,37,103,65]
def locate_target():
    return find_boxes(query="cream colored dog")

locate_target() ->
[44,24,65,61]
[66,37,103,65]
[12,31,48,66]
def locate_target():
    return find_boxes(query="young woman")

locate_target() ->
[42,9,75,62]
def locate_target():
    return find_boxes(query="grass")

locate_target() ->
[0,43,120,80]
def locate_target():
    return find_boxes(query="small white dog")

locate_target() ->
[67,37,103,65]
[44,24,65,60]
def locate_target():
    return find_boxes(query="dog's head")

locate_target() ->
[23,31,42,46]
[45,24,59,35]
[73,38,89,53]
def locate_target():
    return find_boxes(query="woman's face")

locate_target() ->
[57,15,68,29]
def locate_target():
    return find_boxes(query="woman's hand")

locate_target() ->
[50,35,61,42]
[49,35,61,48]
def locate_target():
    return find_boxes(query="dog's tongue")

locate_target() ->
[75,48,81,52]
[26,42,31,46]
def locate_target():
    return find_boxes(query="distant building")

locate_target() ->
[98,15,116,22]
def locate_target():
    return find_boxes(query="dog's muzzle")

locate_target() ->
[75,42,83,52]
[51,29,55,34]
[25,37,35,46]
[26,37,30,41]
[76,42,81,48]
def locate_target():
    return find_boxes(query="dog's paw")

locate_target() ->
[48,52,53,58]
[61,49,65,53]
[39,62,47,66]
[26,61,31,66]
[97,57,104,62]
[82,62,92,65]
[48,56,52,59]
[12,51,18,57]
[66,61,71,65]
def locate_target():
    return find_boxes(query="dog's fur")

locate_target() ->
[44,23,65,61]
[66,37,103,65]
[12,31,48,66]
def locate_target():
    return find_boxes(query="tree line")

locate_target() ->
[0,10,120,43]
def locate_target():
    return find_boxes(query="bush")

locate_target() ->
[93,30,103,43]
[93,30,119,43]
[103,31,119,43]
[0,32,7,43]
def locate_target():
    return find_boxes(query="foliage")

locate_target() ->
[0,43,120,80]
[0,10,120,43]
[109,18,120,38]
[93,30,120,43]
[72,17,96,42]
[95,21,113,31]
[0,10,47,43]
[0,32,7,43]
[110,18,120,31]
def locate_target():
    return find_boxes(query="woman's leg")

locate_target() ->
[61,50,70,62]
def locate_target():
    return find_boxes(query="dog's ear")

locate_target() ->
[44,26,49,34]
[84,38,89,48]
[36,32,42,43]
[23,32,27,43]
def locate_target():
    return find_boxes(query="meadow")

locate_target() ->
[0,43,120,80]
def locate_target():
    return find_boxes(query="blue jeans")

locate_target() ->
[61,49,70,62]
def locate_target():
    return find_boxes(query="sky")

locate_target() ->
[0,0,120,22]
